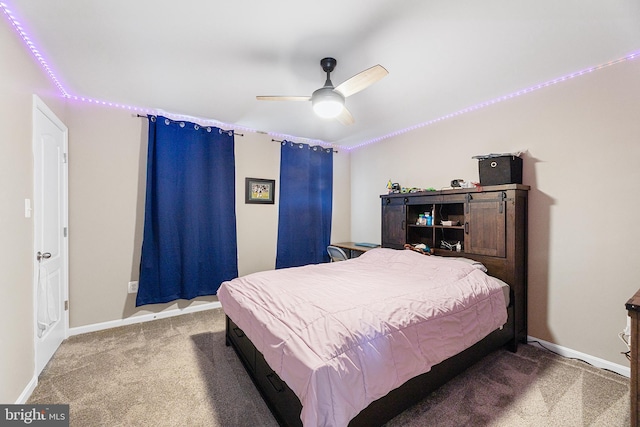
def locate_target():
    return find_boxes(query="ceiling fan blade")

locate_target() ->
[336,107,354,126]
[335,64,388,98]
[256,96,310,101]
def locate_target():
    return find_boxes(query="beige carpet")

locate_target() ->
[28,308,630,426]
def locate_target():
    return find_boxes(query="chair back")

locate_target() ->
[327,245,348,262]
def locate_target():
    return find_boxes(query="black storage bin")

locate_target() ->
[478,156,523,186]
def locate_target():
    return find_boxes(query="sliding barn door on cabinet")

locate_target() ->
[465,192,506,257]
[381,196,406,249]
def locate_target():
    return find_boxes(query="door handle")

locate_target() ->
[37,251,52,262]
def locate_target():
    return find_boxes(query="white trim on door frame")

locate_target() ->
[32,94,69,379]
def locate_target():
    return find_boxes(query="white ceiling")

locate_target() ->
[5,1,640,147]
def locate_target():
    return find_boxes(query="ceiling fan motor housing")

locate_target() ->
[320,57,337,73]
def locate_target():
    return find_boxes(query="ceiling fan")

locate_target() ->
[256,57,388,125]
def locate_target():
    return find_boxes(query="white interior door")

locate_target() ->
[33,95,68,376]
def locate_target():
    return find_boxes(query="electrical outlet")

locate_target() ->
[128,281,139,294]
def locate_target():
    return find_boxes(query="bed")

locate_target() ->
[218,248,523,427]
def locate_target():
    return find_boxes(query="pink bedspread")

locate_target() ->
[217,248,507,427]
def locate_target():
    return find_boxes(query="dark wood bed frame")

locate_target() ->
[225,305,515,427]
[225,186,528,427]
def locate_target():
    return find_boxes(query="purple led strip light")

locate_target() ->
[1,2,69,97]
[1,1,340,147]
[349,50,640,150]
[2,1,637,151]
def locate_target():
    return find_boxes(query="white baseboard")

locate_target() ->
[69,301,222,336]
[528,336,630,378]
[17,302,221,404]
[15,375,38,404]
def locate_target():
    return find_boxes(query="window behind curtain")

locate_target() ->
[276,141,333,269]
[136,116,238,306]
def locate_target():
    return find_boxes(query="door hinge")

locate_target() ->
[62,153,68,163]
[63,227,68,237]
[64,300,69,311]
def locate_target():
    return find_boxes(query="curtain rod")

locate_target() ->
[136,114,243,137]
[271,139,338,153]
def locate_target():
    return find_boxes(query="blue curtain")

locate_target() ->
[276,141,333,268]
[136,116,238,306]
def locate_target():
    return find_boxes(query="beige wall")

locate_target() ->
[0,21,67,402]
[235,135,351,277]
[350,57,640,366]
[65,108,351,327]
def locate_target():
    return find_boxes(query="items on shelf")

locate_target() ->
[416,212,433,226]
[403,243,434,255]
[472,152,524,186]
[440,241,462,252]
[386,180,401,194]
[386,179,437,195]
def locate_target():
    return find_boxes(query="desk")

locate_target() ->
[331,242,380,259]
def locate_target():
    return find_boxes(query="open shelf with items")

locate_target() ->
[433,202,465,252]
[381,184,528,257]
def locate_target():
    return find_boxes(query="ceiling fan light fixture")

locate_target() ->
[257,57,388,125]
[311,88,344,119]
[313,100,344,118]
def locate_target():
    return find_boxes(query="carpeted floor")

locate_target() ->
[28,308,630,426]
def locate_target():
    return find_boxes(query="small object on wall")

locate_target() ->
[128,281,139,294]
[245,178,276,204]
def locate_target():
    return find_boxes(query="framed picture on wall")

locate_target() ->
[245,178,275,204]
